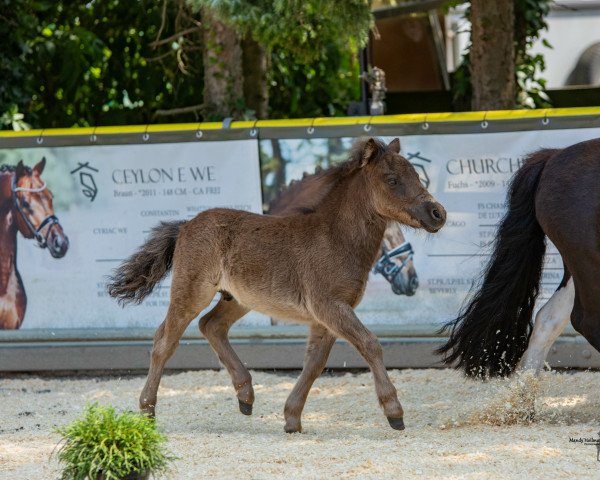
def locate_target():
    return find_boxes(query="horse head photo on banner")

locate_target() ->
[12,158,69,258]
[0,157,69,329]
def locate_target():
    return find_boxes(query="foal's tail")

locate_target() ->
[107,221,184,305]
[437,149,557,377]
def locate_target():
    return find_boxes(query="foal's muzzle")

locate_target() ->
[415,201,446,233]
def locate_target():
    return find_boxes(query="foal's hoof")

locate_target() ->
[284,424,302,434]
[140,406,156,419]
[238,399,253,416]
[387,417,405,431]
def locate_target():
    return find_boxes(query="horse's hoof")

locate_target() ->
[238,399,253,416]
[140,407,156,419]
[387,416,405,430]
[284,424,302,434]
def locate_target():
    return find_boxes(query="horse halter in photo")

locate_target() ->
[11,174,60,249]
[373,241,417,296]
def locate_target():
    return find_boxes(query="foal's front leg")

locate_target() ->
[312,301,405,430]
[284,323,336,433]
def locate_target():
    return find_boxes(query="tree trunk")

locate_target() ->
[242,37,269,119]
[469,0,515,110]
[202,8,243,119]
[271,138,286,194]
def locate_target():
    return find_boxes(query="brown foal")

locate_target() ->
[108,137,446,432]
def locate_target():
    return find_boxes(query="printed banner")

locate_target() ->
[2,125,600,331]
[0,140,265,329]
[259,127,600,326]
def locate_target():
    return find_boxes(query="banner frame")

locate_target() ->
[2,107,600,148]
[2,107,600,370]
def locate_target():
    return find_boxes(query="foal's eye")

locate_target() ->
[22,200,31,209]
[387,178,398,186]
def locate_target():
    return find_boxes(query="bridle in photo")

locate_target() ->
[373,241,414,285]
[11,174,59,249]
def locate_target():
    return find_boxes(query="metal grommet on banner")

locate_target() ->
[307,118,316,135]
[481,112,489,129]
[421,115,429,131]
[36,129,45,144]
[541,111,550,126]
[195,123,203,139]
[90,127,98,143]
[363,116,373,132]
[142,125,150,142]
[249,120,258,137]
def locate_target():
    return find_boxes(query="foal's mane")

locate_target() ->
[267,137,387,215]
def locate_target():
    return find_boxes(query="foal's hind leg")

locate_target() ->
[312,301,405,430]
[199,297,254,415]
[140,284,217,417]
[517,278,574,374]
[284,323,336,433]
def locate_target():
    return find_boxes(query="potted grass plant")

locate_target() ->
[55,403,176,480]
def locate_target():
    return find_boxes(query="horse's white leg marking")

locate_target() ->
[517,278,574,374]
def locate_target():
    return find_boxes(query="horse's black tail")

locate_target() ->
[107,221,184,305]
[437,149,557,377]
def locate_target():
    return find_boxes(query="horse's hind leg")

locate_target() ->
[284,323,336,433]
[199,296,254,414]
[140,282,217,417]
[312,301,404,430]
[517,278,574,374]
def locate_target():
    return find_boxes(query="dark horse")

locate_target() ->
[439,138,600,377]
[108,138,446,432]
[0,158,69,329]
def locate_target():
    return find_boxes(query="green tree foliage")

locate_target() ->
[188,0,371,61]
[514,0,552,107]
[0,0,40,129]
[2,0,204,128]
[2,0,370,128]
[190,0,371,118]
[269,42,361,119]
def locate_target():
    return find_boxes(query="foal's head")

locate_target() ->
[357,137,446,232]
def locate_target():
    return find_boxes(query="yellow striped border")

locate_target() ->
[2,106,600,138]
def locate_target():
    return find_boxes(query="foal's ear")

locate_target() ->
[33,157,46,175]
[388,138,401,154]
[360,138,378,168]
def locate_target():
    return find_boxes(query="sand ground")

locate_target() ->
[0,368,599,479]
